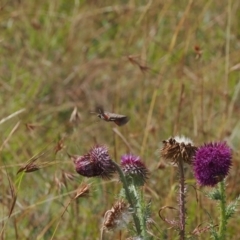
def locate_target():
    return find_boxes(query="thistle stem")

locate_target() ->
[218,181,226,240]
[178,160,186,240]
[131,184,148,239]
[110,160,142,235]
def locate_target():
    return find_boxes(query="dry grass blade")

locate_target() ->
[73,5,146,24]
[67,152,75,160]
[17,153,44,174]
[0,109,25,126]
[54,171,76,192]
[174,84,185,135]
[141,89,158,156]
[54,175,65,192]
[54,170,76,191]
[69,106,81,124]
[188,184,199,203]
[112,127,132,152]
[158,206,179,228]
[54,139,65,154]
[127,54,161,76]
[61,170,75,186]
[169,0,193,51]
[230,63,240,72]
[16,144,56,174]
[50,199,72,240]
[191,223,218,236]
[0,121,21,152]
[50,184,90,239]
[128,55,151,74]
[6,171,17,218]
[25,123,42,131]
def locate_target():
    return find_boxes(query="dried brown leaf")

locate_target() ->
[158,206,179,229]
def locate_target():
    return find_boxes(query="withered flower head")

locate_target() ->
[103,200,131,231]
[73,145,116,179]
[121,154,148,186]
[160,136,197,164]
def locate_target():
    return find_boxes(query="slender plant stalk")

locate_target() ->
[140,89,157,156]
[222,0,231,137]
[110,160,142,235]
[225,0,231,98]
[0,108,25,125]
[50,199,72,240]
[178,159,186,240]
[218,181,226,240]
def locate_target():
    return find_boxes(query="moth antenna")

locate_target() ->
[96,106,104,114]
[89,111,98,114]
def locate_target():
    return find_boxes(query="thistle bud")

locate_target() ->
[74,145,116,179]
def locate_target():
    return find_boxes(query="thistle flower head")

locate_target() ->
[193,142,232,186]
[121,154,148,186]
[103,200,131,231]
[160,136,197,164]
[73,145,116,179]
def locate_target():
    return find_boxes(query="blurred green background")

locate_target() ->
[1,0,240,239]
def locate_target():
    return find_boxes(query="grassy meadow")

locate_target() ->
[1,0,240,239]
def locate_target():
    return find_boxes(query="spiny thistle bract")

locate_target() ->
[193,142,232,186]
[121,154,148,186]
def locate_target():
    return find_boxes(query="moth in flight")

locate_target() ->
[93,107,129,126]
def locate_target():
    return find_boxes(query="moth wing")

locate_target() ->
[107,113,124,120]
[113,116,130,126]
[99,111,129,125]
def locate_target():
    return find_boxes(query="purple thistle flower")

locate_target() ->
[193,142,232,186]
[73,145,116,179]
[121,154,148,186]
